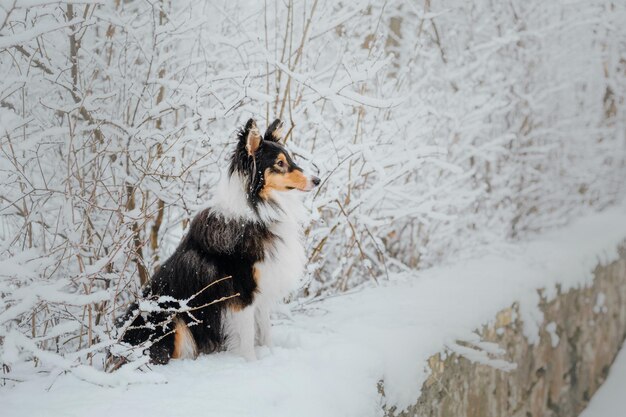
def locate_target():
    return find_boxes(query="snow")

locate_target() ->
[2,202,626,417]
[545,322,560,348]
[593,292,608,314]
[579,344,626,417]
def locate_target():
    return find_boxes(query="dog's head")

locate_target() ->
[230,118,320,205]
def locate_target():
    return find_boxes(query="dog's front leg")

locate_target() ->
[254,298,273,348]
[224,306,257,361]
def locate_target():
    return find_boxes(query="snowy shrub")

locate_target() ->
[0,0,625,381]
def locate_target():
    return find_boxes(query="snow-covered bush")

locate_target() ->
[0,0,625,380]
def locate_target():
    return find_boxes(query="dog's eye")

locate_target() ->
[276,160,284,168]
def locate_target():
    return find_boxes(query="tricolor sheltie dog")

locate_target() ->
[116,118,320,364]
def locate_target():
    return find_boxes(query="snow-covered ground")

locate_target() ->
[2,203,626,417]
[579,343,626,417]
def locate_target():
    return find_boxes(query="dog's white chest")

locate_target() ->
[255,220,305,300]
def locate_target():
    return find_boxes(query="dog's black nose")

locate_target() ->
[311,176,321,186]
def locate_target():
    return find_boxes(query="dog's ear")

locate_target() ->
[264,119,284,143]
[242,118,262,156]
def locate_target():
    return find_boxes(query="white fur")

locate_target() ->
[255,191,306,300]
[254,298,272,347]
[213,173,257,220]
[222,305,256,361]
[252,189,307,349]
[215,174,307,359]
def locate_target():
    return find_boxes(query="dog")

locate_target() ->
[117,118,320,364]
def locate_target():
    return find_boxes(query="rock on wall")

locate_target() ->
[384,244,626,417]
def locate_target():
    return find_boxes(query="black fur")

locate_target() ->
[117,118,298,365]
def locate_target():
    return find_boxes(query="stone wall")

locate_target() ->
[384,244,626,417]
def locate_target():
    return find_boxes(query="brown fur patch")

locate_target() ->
[228,302,243,312]
[172,318,197,359]
[246,122,261,156]
[253,266,260,284]
[260,168,308,199]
